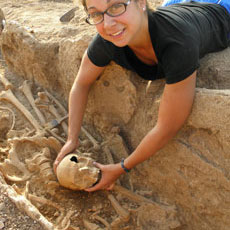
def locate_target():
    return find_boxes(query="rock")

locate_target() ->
[0,8,5,33]
[60,7,78,22]
[0,220,4,229]
[197,48,230,89]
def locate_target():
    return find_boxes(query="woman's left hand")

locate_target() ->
[85,162,124,192]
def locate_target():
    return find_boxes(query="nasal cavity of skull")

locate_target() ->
[70,156,78,163]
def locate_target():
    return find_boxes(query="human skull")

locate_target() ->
[56,153,100,190]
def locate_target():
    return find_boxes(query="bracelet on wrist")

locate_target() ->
[121,158,130,173]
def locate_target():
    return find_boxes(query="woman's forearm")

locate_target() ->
[67,81,91,142]
[124,124,177,170]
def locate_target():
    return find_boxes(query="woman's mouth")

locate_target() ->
[109,28,125,37]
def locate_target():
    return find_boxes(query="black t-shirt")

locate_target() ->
[87,2,230,84]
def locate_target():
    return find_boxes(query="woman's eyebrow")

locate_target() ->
[87,0,117,11]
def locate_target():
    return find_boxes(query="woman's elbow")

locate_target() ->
[155,120,185,140]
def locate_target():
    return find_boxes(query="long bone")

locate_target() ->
[45,90,67,115]
[25,181,73,230]
[47,104,68,135]
[114,185,155,205]
[92,215,110,229]
[0,73,13,90]
[43,91,100,149]
[83,219,102,230]
[0,89,42,133]
[36,91,68,135]
[0,173,55,230]
[37,92,100,148]
[107,193,130,222]
[82,126,100,150]
[19,80,46,125]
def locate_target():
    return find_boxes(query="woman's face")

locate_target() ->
[85,0,146,47]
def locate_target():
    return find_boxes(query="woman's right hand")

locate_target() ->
[53,139,79,175]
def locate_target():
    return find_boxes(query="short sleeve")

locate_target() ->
[87,34,113,67]
[162,37,200,84]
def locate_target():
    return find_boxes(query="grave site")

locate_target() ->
[0,0,230,229]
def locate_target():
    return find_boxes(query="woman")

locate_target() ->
[53,0,230,191]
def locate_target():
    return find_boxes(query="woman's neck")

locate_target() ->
[128,14,158,65]
[128,13,152,51]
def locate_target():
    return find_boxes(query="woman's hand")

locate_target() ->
[53,139,79,175]
[85,162,125,192]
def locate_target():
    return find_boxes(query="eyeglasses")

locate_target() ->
[86,0,131,25]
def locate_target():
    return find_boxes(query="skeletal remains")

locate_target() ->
[0,72,13,90]
[56,153,100,190]
[0,77,180,230]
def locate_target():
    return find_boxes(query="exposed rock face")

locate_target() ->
[1,1,230,229]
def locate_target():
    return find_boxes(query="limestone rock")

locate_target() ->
[197,48,230,89]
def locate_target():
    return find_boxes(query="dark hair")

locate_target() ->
[79,0,150,12]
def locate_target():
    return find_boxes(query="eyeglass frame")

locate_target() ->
[85,0,132,25]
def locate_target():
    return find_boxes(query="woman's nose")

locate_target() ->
[103,13,116,28]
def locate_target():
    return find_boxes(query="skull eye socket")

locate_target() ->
[70,156,78,163]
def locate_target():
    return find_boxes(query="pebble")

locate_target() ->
[0,220,4,229]
[0,203,5,211]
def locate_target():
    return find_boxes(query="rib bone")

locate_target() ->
[19,80,46,125]
[0,89,42,132]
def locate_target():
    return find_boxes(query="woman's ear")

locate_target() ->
[137,0,147,11]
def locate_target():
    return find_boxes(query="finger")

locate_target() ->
[85,180,105,192]
[53,153,66,174]
[53,160,60,175]
[93,162,104,170]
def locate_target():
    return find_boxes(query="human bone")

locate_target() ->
[36,90,68,135]
[19,80,46,125]
[0,106,15,139]
[0,73,13,90]
[56,153,100,190]
[0,173,54,230]
[107,193,130,222]
[0,89,42,133]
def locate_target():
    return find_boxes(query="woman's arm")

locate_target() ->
[85,71,197,191]
[53,51,106,173]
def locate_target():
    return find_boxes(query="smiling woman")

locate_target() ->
[54,0,230,192]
